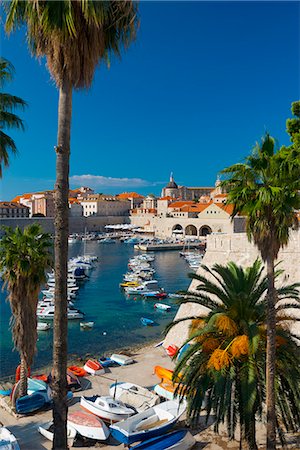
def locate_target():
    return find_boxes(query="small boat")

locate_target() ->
[141,317,154,326]
[68,366,87,378]
[168,294,182,299]
[0,426,20,450]
[131,430,196,450]
[80,395,136,423]
[98,357,116,368]
[109,400,186,445]
[109,382,160,412]
[154,366,174,382]
[38,421,76,446]
[80,321,94,329]
[120,281,140,288]
[83,360,105,376]
[165,345,179,357]
[37,305,84,320]
[142,292,167,299]
[154,381,177,401]
[16,392,49,414]
[27,378,49,395]
[67,370,82,392]
[154,303,171,311]
[110,354,134,366]
[37,322,51,331]
[68,411,110,441]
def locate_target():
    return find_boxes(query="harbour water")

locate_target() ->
[0,241,192,378]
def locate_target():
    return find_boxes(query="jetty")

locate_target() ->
[134,242,205,252]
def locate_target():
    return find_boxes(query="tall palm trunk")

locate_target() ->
[52,77,72,450]
[246,419,258,450]
[19,355,28,398]
[266,253,277,450]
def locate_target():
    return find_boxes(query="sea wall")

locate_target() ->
[164,231,300,348]
[0,216,130,235]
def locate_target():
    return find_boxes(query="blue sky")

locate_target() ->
[1,1,299,200]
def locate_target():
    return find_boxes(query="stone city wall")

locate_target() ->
[0,216,130,235]
[164,231,300,348]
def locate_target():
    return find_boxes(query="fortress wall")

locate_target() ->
[164,231,300,349]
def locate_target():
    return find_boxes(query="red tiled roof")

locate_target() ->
[117,192,144,199]
[216,203,234,215]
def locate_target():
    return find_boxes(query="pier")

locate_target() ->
[134,242,205,252]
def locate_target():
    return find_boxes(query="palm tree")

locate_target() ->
[5,2,138,447]
[0,224,52,397]
[167,260,300,450]
[0,57,27,176]
[219,133,300,449]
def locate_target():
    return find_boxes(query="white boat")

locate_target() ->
[80,395,136,423]
[68,411,110,441]
[110,354,134,366]
[109,382,160,412]
[38,421,76,446]
[37,306,84,320]
[125,281,160,295]
[37,322,51,331]
[80,321,94,329]
[110,400,186,445]
[154,303,171,311]
[42,289,76,299]
[0,426,20,450]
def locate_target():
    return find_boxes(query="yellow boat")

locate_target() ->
[119,281,140,288]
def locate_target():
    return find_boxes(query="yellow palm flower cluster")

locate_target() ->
[230,335,249,357]
[215,314,238,336]
[207,349,232,371]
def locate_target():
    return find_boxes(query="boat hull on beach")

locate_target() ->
[68,411,110,441]
[0,426,20,450]
[109,400,186,445]
[80,395,136,423]
[131,430,196,450]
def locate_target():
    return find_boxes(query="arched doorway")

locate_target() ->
[199,225,212,236]
[185,224,197,236]
[172,224,183,236]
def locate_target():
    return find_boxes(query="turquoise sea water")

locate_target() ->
[0,242,191,378]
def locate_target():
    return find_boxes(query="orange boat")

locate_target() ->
[165,344,179,357]
[68,366,87,378]
[32,374,48,382]
[154,365,174,381]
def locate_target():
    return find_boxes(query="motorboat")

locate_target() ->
[80,321,94,330]
[154,303,171,311]
[37,306,84,320]
[80,395,136,423]
[38,421,76,446]
[131,430,196,450]
[125,281,160,295]
[142,292,167,299]
[68,411,110,441]
[37,322,51,331]
[109,400,186,445]
[110,354,134,366]
[141,318,154,326]
[109,382,160,412]
[83,360,105,376]
[0,426,20,450]
[98,357,116,368]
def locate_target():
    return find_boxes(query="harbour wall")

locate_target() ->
[0,216,130,235]
[164,231,300,348]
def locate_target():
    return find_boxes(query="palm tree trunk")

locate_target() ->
[266,253,277,450]
[19,355,28,398]
[246,419,258,450]
[52,77,72,450]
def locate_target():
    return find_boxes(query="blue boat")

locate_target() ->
[131,430,196,450]
[98,356,116,368]
[16,392,48,414]
[110,400,186,445]
[141,317,154,326]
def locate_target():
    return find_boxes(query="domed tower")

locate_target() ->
[162,173,179,199]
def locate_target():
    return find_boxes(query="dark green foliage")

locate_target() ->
[167,261,300,449]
